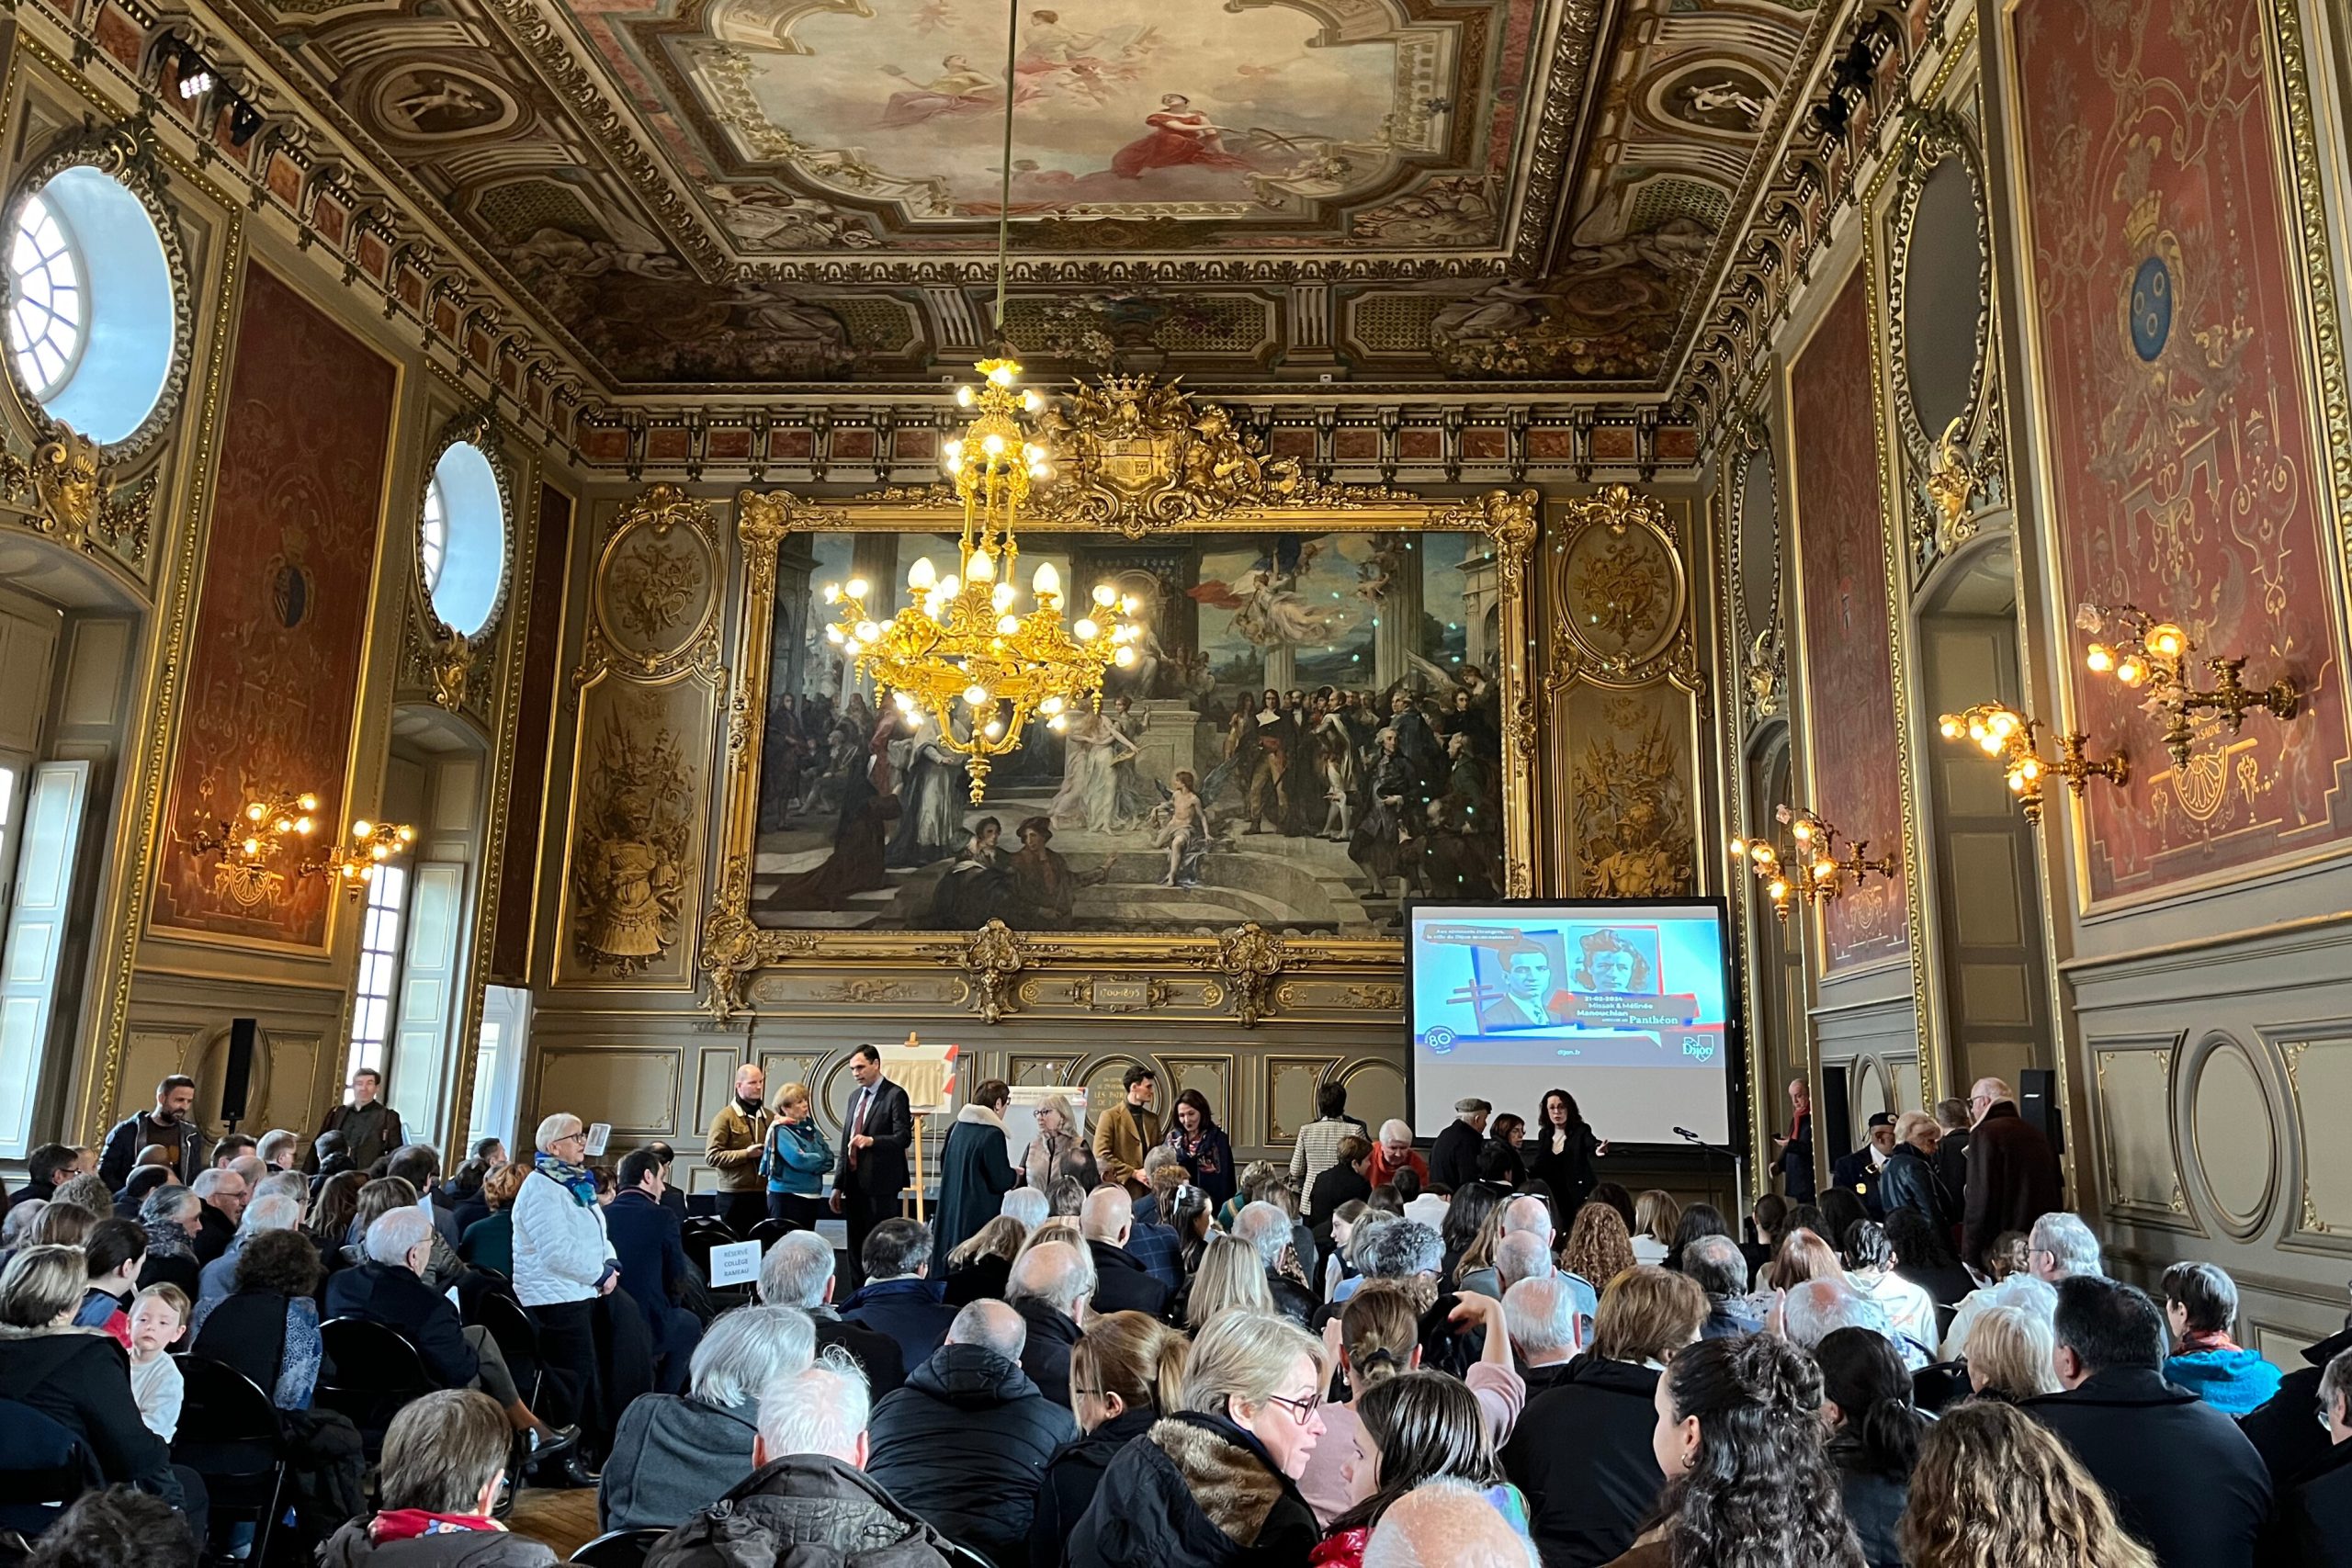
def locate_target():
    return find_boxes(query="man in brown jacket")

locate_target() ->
[706,1061,774,1235]
[1091,1065,1161,1197]
[1961,1075,2064,1275]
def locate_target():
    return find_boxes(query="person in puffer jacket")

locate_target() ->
[864,1300,1078,1568]
[2161,1259,2283,1416]
[644,1359,952,1568]
[315,1391,554,1568]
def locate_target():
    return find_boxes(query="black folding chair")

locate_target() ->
[172,1355,290,1567]
[316,1318,434,1455]
[746,1217,797,1251]
[568,1527,669,1568]
[937,1540,1002,1568]
[0,1399,100,1541]
[471,1291,545,1406]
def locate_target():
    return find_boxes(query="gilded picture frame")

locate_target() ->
[695,378,1539,1021]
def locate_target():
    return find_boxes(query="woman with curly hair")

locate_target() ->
[1898,1400,2155,1568]
[1561,1199,1637,1293]
[191,1227,327,1410]
[1611,1333,1864,1568]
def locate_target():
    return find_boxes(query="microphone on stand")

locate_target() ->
[1674,1127,1700,1143]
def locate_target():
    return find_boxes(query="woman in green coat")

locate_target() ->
[934,1078,1020,1258]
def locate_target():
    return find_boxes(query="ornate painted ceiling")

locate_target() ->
[223,0,1832,392]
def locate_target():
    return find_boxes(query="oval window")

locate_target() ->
[6,166,175,445]
[424,441,506,638]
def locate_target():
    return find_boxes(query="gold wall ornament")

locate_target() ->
[1741,626,1786,722]
[953,919,1027,1025]
[571,693,699,975]
[1937,703,2128,825]
[581,486,726,689]
[427,626,476,711]
[1544,485,1693,690]
[1729,805,1898,923]
[2076,603,2301,771]
[1573,691,1697,897]
[1196,922,1289,1030]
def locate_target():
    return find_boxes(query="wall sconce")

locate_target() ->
[1938,703,2128,824]
[2076,603,2300,771]
[1729,805,1899,923]
[191,792,414,906]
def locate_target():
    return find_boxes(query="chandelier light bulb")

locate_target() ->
[1029,463,1050,480]
[1939,716,1962,739]
[1813,860,1837,882]
[826,625,845,645]
[1022,389,1043,413]
[294,817,313,835]
[245,803,266,821]
[2008,772,2028,793]
[1767,878,1790,901]
[242,837,261,857]
[988,363,1016,388]
[1041,695,1066,716]
[822,583,841,604]
[1979,733,2003,755]
[1033,562,1060,599]
[843,637,863,656]
[2149,624,2186,658]
[964,684,990,707]
[997,615,1020,635]
[1050,715,1069,733]
[983,719,1004,739]
[300,795,320,811]
[273,817,292,834]
[894,691,916,712]
[969,549,996,582]
[1074,617,1099,641]
[982,434,1006,458]
[956,386,976,407]
[846,578,869,600]
[908,557,938,592]
[1989,712,2016,737]
[854,621,877,642]
[1091,583,1118,608]
[1752,842,1775,865]
[1120,594,1139,614]
[1114,647,1136,667]
[991,581,1017,610]
[1728,835,1747,856]
[1790,819,1813,841]
[2086,644,2113,673]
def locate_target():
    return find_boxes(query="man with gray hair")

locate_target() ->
[1007,1241,1091,1407]
[602,1303,816,1530]
[1429,1097,1491,1193]
[194,1190,302,1313]
[1780,1276,1917,1366]
[867,1299,1076,1568]
[1940,1209,2101,1359]
[1962,1073,2064,1274]
[1233,1200,1316,1326]
[1503,1275,1581,1393]
[325,1205,573,1459]
[1458,1196,1556,1299]
[1359,1217,1444,1291]
[1363,1477,1540,1568]
[642,1357,956,1568]
[1682,1233,1763,1339]
[759,1228,905,1395]
[187,1165,247,1265]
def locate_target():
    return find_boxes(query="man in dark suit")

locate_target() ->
[1930,1098,1972,1206]
[831,1043,913,1292]
[1077,1187,1169,1318]
[646,1142,688,1218]
[1429,1099,1491,1192]
[390,1145,462,1249]
[2024,1276,2269,1568]
[1829,1111,1897,1221]
[607,1145,702,1393]
[1961,1075,2064,1275]
[1772,1076,1815,1203]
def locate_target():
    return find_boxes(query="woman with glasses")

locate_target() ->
[1069,1311,1328,1568]
[1030,1311,1191,1568]
[514,1111,625,1481]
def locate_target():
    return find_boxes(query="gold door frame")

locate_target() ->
[695,378,1539,1023]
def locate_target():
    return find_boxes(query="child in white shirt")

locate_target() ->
[126,1282,187,1441]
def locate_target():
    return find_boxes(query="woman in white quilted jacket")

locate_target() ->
[514,1111,621,1482]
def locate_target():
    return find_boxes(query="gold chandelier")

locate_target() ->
[191,792,416,906]
[820,1,1136,806]
[1728,805,1898,923]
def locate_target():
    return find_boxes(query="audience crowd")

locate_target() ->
[6,1068,2346,1568]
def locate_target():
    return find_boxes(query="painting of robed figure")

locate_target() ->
[742,521,1518,937]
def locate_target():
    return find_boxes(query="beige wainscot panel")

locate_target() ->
[532,1046,683,1141]
[1265,1054,1345,1145]
[2089,1042,2192,1231]
[1339,1057,1407,1132]
[2181,1033,2278,1241]
[2277,1026,2352,1253]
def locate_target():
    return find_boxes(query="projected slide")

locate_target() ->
[1407,899,1736,1146]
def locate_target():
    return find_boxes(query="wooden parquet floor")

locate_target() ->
[508,1487,602,1558]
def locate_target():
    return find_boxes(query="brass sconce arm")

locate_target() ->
[2076,603,2300,770]
[1729,805,1899,922]
[1937,702,2128,824]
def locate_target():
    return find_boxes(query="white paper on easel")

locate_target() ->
[583,1122,613,1157]
[879,1037,960,1115]
[1001,1086,1088,1177]
[707,1240,761,1288]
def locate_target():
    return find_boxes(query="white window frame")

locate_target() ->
[345,863,413,1081]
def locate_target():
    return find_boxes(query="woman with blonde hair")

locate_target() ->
[1899,1400,2156,1568]
[458,1160,528,1274]
[944,1212,1028,1306]
[1184,1233,1275,1330]
[1069,1312,1328,1568]
[1962,1303,2060,1402]
[1630,1190,1679,1266]
[761,1079,831,1231]
[1031,1312,1191,1567]
[1561,1199,1637,1292]
[1024,1093,1081,1190]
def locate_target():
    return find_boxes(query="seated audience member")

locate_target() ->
[1029,1313,1190,1568]
[442,1159,493,1237]
[1348,1220,1444,1318]
[1358,1476,1537,1568]
[1501,1276,1582,1397]
[386,1146,454,1248]
[1168,1184,1218,1279]
[315,1389,556,1568]
[1619,1333,1865,1568]
[24,1487,198,1568]
[196,1191,301,1313]
[0,1247,191,1523]
[758,1229,905,1395]
[1879,1208,1973,1321]
[126,1284,187,1440]
[944,1213,1026,1307]
[1628,1190,1679,1268]
[135,1186,203,1298]
[193,1227,326,1409]
[187,1167,247,1265]
[1664,1204,1728,1273]
[1744,1192,1788,1282]
[644,1359,953,1568]
[1501,1267,1704,1568]
[1819,1184,1873,1251]
[1233,1201,1317,1325]
[1492,1233,1553,1296]
[1002,1188,1050,1229]
[77,1218,145,1344]
[1898,1400,2154,1568]
[1559,1201,1634,1304]
[1047,1177,1087,1219]
[1,1195,47,1257]
[11,1145,84,1212]
[343,1177,460,1290]
[1317,1373,1526,1568]
[1324,1201,1371,1302]
[1006,1239,1091,1407]
[600,1304,815,1532]
[457,1162,526,1275]
[2023,1275,2270,1568]
[1124,1163,1186,1293]
[1815,1327,1925,1568]
[1301,1284,1523,1528]
[605,1146,702,1393]
[256,1128,302,1174]
[2276,1346,2352,1565]
[309,1171,368,1255]
[26,1204,94,1252]
[1779,1277,1901,1359]
[1128,1148,1181,1225]
[1840,1221,1938,1365]
[1962,1303,2059,1404]
[311,1130,356,1183]
[1675,1234,1758,1342]
[1368,1122,1428,1192]
[2243,1309,2352,1485]
[1439,1184,1507,1288]
[1185,1234,1276,1330]
[1328,1210,1392,1308]
[1077,1187,1170,1319]
[1067,1311,1326,1568]
[327,1209,568,1451]
[1309,1137,1376,1251]
[2159,1259,2281,1416]
[1939,1210,2101,1359]
[843,1221,956,1371]
[866,1299,1079,1568]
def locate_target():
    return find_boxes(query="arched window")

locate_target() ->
[423,441,505,637]
[3,166,176,446]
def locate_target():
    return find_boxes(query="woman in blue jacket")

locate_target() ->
[2162,1259,2282,1416]
[763,1082,833,1230]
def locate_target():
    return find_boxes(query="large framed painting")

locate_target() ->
[698,380,1538,1015]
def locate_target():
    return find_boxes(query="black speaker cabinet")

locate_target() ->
[2018,1067,2063,1155]
[220,1017,258,1125]
[1819,1064,1852,1166]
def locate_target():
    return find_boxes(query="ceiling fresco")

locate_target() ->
[225,0,1831,390]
